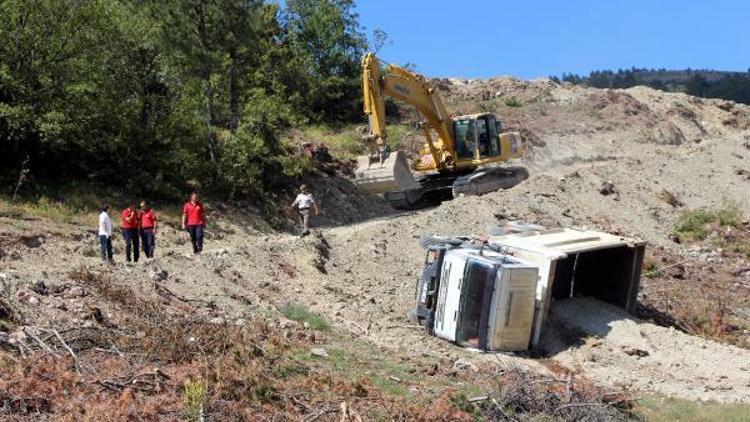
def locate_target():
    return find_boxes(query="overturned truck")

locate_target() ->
[412,226,645,352]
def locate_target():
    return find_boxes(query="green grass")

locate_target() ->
[674,209,715,240]
[290,123,416,162]
[290,342,420,398]
[639,395,750,422]
[643,258,660,278]
[280,303,331,331]
[0,196,79,223]
[716,204,742,227]
[673,204,743,241]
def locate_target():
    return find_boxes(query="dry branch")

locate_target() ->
[52,329,80,375]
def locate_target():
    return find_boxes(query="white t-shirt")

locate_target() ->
[292,193,315,210]
[99,211,113,237]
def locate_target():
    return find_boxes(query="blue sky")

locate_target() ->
[355,0,750,79]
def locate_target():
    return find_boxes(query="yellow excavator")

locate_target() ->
[356,53,528,209]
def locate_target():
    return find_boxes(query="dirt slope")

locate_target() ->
[542,298,750,403]
[3,80,750,406]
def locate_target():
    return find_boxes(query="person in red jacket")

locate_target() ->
[181,192,206,254]
[139,200,157,259]
[121,202,140,262]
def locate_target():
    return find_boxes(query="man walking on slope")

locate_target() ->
[121,202,140,262]
[98,205,114,263]
[182,192,206,254]
[139,200,157,259]
[291,184,319,236]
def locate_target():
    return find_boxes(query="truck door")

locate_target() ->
[485,265,538,351]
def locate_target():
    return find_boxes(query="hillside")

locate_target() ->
[2,79,750,419]
[555,68,750,105]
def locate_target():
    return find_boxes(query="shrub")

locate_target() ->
[184,379,208,422]
[643,259,660,278]
[674,209,715,240]
[716,204,742,227]
[673,204,744,241]
[504,97,522,107]
[280,303,330,331]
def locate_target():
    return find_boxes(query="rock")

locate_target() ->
[31,281,48,296]
[9,329,27,343]
[150,269,169,282]
[21,235,44,248]
[311,348,328,358]
[599,181,618,196]
[64,286,87,298]
[210,317,226,325]
[86,307,106,324]
[622,346,650,357]
[453,358,478,372]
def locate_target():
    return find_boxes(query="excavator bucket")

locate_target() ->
[354,151,421,194]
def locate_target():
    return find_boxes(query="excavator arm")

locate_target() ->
[362,53,455,171]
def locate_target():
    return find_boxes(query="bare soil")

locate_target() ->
[3,79,750,417]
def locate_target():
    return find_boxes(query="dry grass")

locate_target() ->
[0,266,641,420]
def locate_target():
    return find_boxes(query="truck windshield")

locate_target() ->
[453,119,476,159]
[456,260,492,347]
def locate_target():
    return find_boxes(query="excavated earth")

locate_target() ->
[3,80,750,404]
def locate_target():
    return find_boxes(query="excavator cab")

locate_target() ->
[453,113,504,160]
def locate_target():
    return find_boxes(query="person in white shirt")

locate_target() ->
[98,205,114,262]
[291,184,319,236]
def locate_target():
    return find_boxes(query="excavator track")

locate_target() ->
[384,166,529,210]
[452,166,529,197]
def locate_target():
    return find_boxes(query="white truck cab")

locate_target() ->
[432,249,538,351]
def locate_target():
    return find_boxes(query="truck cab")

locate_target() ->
[414,246,538,351]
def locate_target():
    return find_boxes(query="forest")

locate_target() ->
[0,0,370,200]
[553,68,750,106]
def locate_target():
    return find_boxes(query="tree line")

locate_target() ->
[551,68,750,106]
[1,0,370,200]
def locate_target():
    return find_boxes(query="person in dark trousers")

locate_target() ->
[98,205,114,262]
[121,202,140,262]
[182,192,206,254]
[139,200,157,259]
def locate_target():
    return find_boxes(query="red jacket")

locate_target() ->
[140,208,156,229]
[183,201,205,226]
[121,208,139,229]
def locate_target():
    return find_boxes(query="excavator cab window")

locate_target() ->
[454,119,477,159]
[477,118,488,156]
[485,115,501,157]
